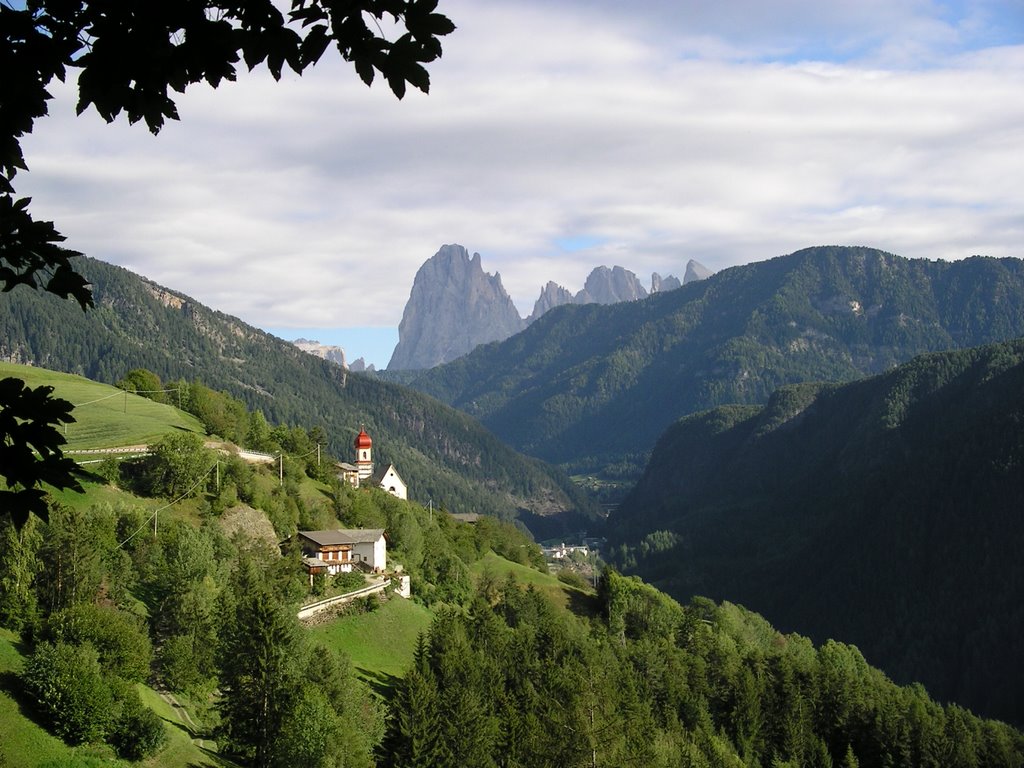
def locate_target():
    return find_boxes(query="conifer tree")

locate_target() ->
[216,559,304,768]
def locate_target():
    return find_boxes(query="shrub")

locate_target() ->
[22,641,113,744]
[333,572,367,592]
[46,604,152,682]
[109,689,167,760]
[311,572,327,597]
[557,569,591,591]
[94,457,122,484]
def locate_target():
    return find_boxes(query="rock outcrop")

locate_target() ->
[651,273,682,293]
[683,259,713,284]
[348,358,376,373]
[293,338,347,367]
[387,244,525,370]
[575,265,648,305]
[529,281,575,323]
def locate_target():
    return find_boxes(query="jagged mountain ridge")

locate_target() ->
[611,337,1024,726]
[387,244,713,370]
[402,246,1024,477]
[0,256,599,528]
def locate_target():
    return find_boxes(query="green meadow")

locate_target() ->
[0,362,205,451]
[308,596,433,696]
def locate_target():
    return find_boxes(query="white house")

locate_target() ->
[297,528,387,574]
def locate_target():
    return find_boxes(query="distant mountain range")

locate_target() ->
[612,337,1024,726]
[386,244,713,370]
[0,256,599,530]
[401,246,1024,479]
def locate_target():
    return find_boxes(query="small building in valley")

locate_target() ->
[297,528,387,575]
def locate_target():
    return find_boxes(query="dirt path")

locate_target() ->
[159,690,207,747]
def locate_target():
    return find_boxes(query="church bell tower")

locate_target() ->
[355,427,373,481]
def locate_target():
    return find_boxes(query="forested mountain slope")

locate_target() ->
[0,256,598,527]
[610,338,1024,726]
[403,246,1024,477]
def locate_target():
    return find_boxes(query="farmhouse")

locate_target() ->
[297,528,387,575]
[337,428,408,500]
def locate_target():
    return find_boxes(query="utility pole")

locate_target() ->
[279,453,283,486]
[317,443,321,467]
[428,498,433,523]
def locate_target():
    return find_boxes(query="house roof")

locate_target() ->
[451,513,481,523]
[337,462,358,472]
[299,529,385,546]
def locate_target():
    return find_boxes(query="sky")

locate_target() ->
[15,0,1024,368]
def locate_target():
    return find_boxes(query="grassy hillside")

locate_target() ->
[471,550,600,617]
[309,597,433,694]
[0,362,205,451]
[612,337,1024,726]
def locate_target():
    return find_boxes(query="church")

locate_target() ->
[337,427,408,500]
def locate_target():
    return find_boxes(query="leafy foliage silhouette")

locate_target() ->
[0,0,454,523]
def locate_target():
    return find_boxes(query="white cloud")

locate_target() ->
[12,0,1024,367]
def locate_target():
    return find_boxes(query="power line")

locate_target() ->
[117,460,220,549]
[73,386,182,408]
[72,390,124,407]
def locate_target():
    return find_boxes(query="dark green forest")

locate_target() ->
[381,570,1024,767]
[610,337,1024,726]
[0,256,599,533]
[400,246,1024,481]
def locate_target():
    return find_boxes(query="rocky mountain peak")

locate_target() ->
[651,273,682,293]
[387,244,525,370]
[529,281,575,323]
[576,265,648,305]
[683,259,713,284]
[349,358,376,373]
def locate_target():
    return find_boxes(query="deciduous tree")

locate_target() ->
[144,431,215,499]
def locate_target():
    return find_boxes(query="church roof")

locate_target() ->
[355,428,372,449]
[370,463,403,485]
